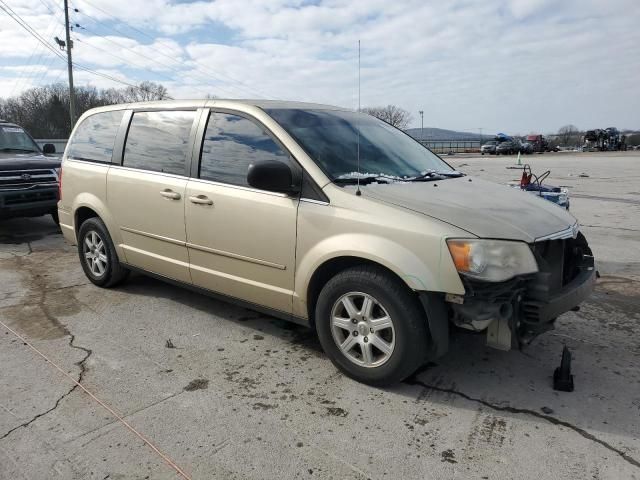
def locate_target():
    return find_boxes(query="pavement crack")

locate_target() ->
[0,332,93,441]
[404,376,640,469]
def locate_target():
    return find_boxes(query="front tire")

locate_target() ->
[315,266,428,386]
[77,217,129,287]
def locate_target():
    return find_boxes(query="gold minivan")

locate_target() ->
[58,100,595,385]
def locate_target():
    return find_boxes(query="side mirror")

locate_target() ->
[43,143,56,154]
[247,160,299,195]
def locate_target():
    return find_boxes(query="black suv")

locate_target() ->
[0,120,60,223]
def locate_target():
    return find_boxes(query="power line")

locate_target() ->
[72,63,173,99]
[0,1,169,98]
[37,0,62,16]
[74,37,189,96]
[72,0,274,99]
[73,31,230,97]
[69,7,242,98]
[31,26,67,87]
[8,10,62,95]
[0,1,67,61]
[73,5,261,98]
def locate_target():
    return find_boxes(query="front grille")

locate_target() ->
[0,169,57,189]
[530,234,590,289]
[462,276,527,303]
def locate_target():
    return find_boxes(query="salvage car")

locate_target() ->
[519,141,534,154]
[496,140,519,155]
[58,100,596,386]
[0,120,60,223]
[480,140,497,155]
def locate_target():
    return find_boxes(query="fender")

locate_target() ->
[71,192,127,261]
[293,233,465,318]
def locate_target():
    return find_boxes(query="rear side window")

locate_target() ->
[199,112,292,187]
[123,111,196,176]
[67,110,124,163]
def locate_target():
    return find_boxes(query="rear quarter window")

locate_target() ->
[67,110,124,163]
[123,110,196,176]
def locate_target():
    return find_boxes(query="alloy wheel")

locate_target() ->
[330,292,396,368]
[83,230,108,278]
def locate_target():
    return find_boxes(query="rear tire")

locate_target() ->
[77,217,129,287]
[315,265,428,386]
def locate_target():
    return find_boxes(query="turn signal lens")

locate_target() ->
[448,241,471,271]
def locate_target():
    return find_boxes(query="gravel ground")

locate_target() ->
[1,151,639,480]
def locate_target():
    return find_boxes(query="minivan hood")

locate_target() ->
[0,152,61,171]
[363,176,576,243]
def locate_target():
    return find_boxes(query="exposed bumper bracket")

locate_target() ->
[486,316,513,351]
[418,292,449,360]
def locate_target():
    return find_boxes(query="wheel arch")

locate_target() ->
[305,256,412,327]
[71,194,125,260]
[74,206,100,233]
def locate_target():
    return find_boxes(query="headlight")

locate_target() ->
[446,239,538,282]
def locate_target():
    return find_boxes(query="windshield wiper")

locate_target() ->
[0,147,38,153]
[334,175,393,185]
[406,170,464,182]
[436,170,464,177]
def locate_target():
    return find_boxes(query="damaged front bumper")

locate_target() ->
[447,232,596,351]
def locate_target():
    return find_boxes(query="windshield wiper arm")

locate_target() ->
[0,147,37,152]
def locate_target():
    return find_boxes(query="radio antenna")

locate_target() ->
[356,39,362,196]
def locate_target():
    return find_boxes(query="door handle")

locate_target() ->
[160,189,181,200]
[189,195,213,206]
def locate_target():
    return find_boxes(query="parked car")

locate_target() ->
[0,119,60,223]
[58,100,595,386]
[480,141,497,155]
[496,140,519,155]
[519,141,534,154]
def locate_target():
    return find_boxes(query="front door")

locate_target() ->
[107,110,199,283]
[185,111,299,313]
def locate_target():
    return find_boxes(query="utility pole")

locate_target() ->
[63,0,76,126]
[419,110,424,143]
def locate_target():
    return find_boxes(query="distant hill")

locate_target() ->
[405,127,483,141]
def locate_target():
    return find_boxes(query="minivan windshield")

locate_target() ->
[265,108,454,182]
[0,125,40,153]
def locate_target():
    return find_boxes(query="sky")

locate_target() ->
[0,0,639,134]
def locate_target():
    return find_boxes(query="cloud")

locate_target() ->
[0,0,638,132]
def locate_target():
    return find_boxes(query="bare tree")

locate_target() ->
[361,105,412,129]
[557,124,580,146]
[0,81,170,137]
[121,81,169,102]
